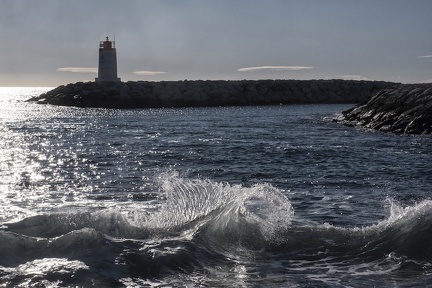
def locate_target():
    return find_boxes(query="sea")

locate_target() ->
[0,87,431,287]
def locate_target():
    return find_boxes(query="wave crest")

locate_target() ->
[143,173,294,248]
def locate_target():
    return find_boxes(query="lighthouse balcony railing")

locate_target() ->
[99,41,116,49]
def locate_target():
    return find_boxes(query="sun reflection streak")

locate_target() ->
[0,88,95,221]
[0,87,151,223]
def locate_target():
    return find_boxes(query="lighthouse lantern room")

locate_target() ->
[96,36,121,82]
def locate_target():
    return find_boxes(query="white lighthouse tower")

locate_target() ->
[95,36,121,82]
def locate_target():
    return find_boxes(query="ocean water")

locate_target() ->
[0,87,431,287]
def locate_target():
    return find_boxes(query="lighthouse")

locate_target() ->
[95,36,121,82]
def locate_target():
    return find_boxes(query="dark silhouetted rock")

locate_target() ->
[343,83,432,135]
[27,79,392,109]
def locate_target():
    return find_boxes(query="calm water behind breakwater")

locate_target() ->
[1,87,431,287]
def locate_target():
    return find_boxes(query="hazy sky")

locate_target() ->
[1,0,432,86]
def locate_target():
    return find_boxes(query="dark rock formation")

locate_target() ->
[343,83,432,135]
[28,79,391,108]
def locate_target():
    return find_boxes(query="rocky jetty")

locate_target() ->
[343,83,432,135]
[28,79,392,108]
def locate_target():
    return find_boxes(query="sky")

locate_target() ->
[1,0,432,86]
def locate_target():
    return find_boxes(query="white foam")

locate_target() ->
[141,172,294,242]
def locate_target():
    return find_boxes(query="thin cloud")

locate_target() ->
[57,67,97,73]
[337,75,370,81]
[237,66,314,72]
[133,71,167,76]
[418,55,432,59]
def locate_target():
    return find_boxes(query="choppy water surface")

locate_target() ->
[0,87,431,287]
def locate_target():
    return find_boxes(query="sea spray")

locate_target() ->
[142,172,294,247]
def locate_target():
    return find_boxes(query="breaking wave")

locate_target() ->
[1,173,432,286]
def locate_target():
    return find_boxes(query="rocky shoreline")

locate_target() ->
[342,83,432,135]
[28,79,392,108]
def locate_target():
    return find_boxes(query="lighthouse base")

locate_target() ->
[95,77,121,82]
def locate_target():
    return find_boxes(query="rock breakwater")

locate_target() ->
[343,83,432,135]
[28,79,392,108]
